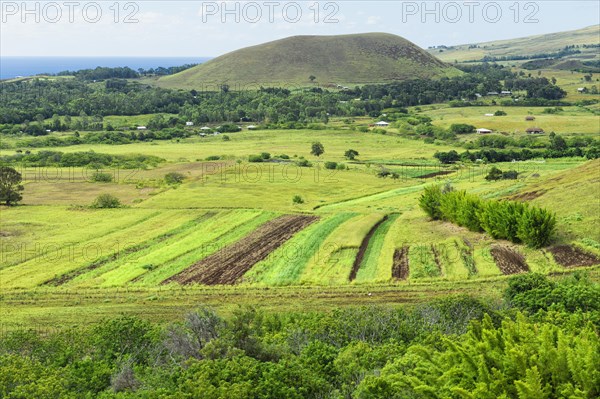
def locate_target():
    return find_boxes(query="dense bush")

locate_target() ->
[449,123,475,134]
[164,172,185,185]
[91,194,122,209]
[90,172,113,183]
[0,286,598,399]
[419,186,556,248]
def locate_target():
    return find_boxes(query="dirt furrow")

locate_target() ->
[490,244,528,275]
[349,215,388,281]
[392,246,410,280]
[163,215,318,285]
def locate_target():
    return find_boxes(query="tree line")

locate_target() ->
[419,185,556,248]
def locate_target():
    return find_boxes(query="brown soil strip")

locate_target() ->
[509,189,547,202]
[490,245,529,275]
[431,245,443,275]
[548,245,600,268]
[392,246,410,280]
[349,215,388,281]
[163,215,318,285]
[44,212,217,286]
[417,170,454,179]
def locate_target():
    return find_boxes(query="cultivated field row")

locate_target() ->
[2,207,598,289]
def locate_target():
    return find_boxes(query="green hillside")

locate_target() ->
[159,33,460,88]
[429,24,599,63]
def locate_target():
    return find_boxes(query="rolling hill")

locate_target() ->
[429,24,600,63]
[158,33,460,88]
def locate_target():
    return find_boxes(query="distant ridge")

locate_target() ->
[429,25,600,63]
[159,33,460,88]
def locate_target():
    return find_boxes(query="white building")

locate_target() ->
[186,121,194,126]
[374,121,390,127]
[476,128,492,134]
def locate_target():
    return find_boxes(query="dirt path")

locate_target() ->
[349,215,388,281]
[163,215,318,285]
[548,245,600,267]
[392,246,410,280]
[490,245,529,275]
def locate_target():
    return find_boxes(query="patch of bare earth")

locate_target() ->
[490,245,529,275]
[392,246,410,280]
[163,215,318,285]
[509,189,547,202]
[548,245,600,268]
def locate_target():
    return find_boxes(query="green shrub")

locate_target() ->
[449,123,475,134]
[494,110,507,116]
[164,172,185,185]
[90,172,113,183]
[248,155,263,163]
[292,195,304,204]
[324,161,337,170]
[91,194,121,209]
[419,185,443,220]
[296,159,312,167]
[260,152,271,160]
[205,155,221,161]
[517,205,557,248]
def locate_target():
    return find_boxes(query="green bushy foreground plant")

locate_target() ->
[420,186,556,248]
[0,275,598,398]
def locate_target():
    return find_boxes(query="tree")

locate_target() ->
[309,75,316,83]
[345,149,359,160]
[0,166,24,205]
[311,142,324,158]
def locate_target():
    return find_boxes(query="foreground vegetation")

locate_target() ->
[1,273,598,398]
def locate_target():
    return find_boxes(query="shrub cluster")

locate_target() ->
[419,186,556,248]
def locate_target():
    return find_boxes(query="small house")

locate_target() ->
[525,116,535,121]
[374,121,389,127]
[185,121,194,126]
[500,91,512,96]
[247,125,257,130]
[526,127,544,134]
[486,91,499,96]
[476,128,492,134]
[577,87,586,93]
[200,126,211,131]
[484,113,494,117]
[137,126,147,130]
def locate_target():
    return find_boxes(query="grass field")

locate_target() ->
[1,117,599,328]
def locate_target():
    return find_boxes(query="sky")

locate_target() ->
[1,1,599,57]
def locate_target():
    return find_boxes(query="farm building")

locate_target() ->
[374,121,390,127]
[486,91,499,96]
[137,126,147,130]
[525,116,536,121]
[501,91,512,96]
[247,125,258,130]
[484,113,494,117]
[200,126,211,131]
[186,121,194,126]
[526,127,545,134]
[476,128,493,134]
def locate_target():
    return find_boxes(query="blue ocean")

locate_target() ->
[0,56,211,80]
